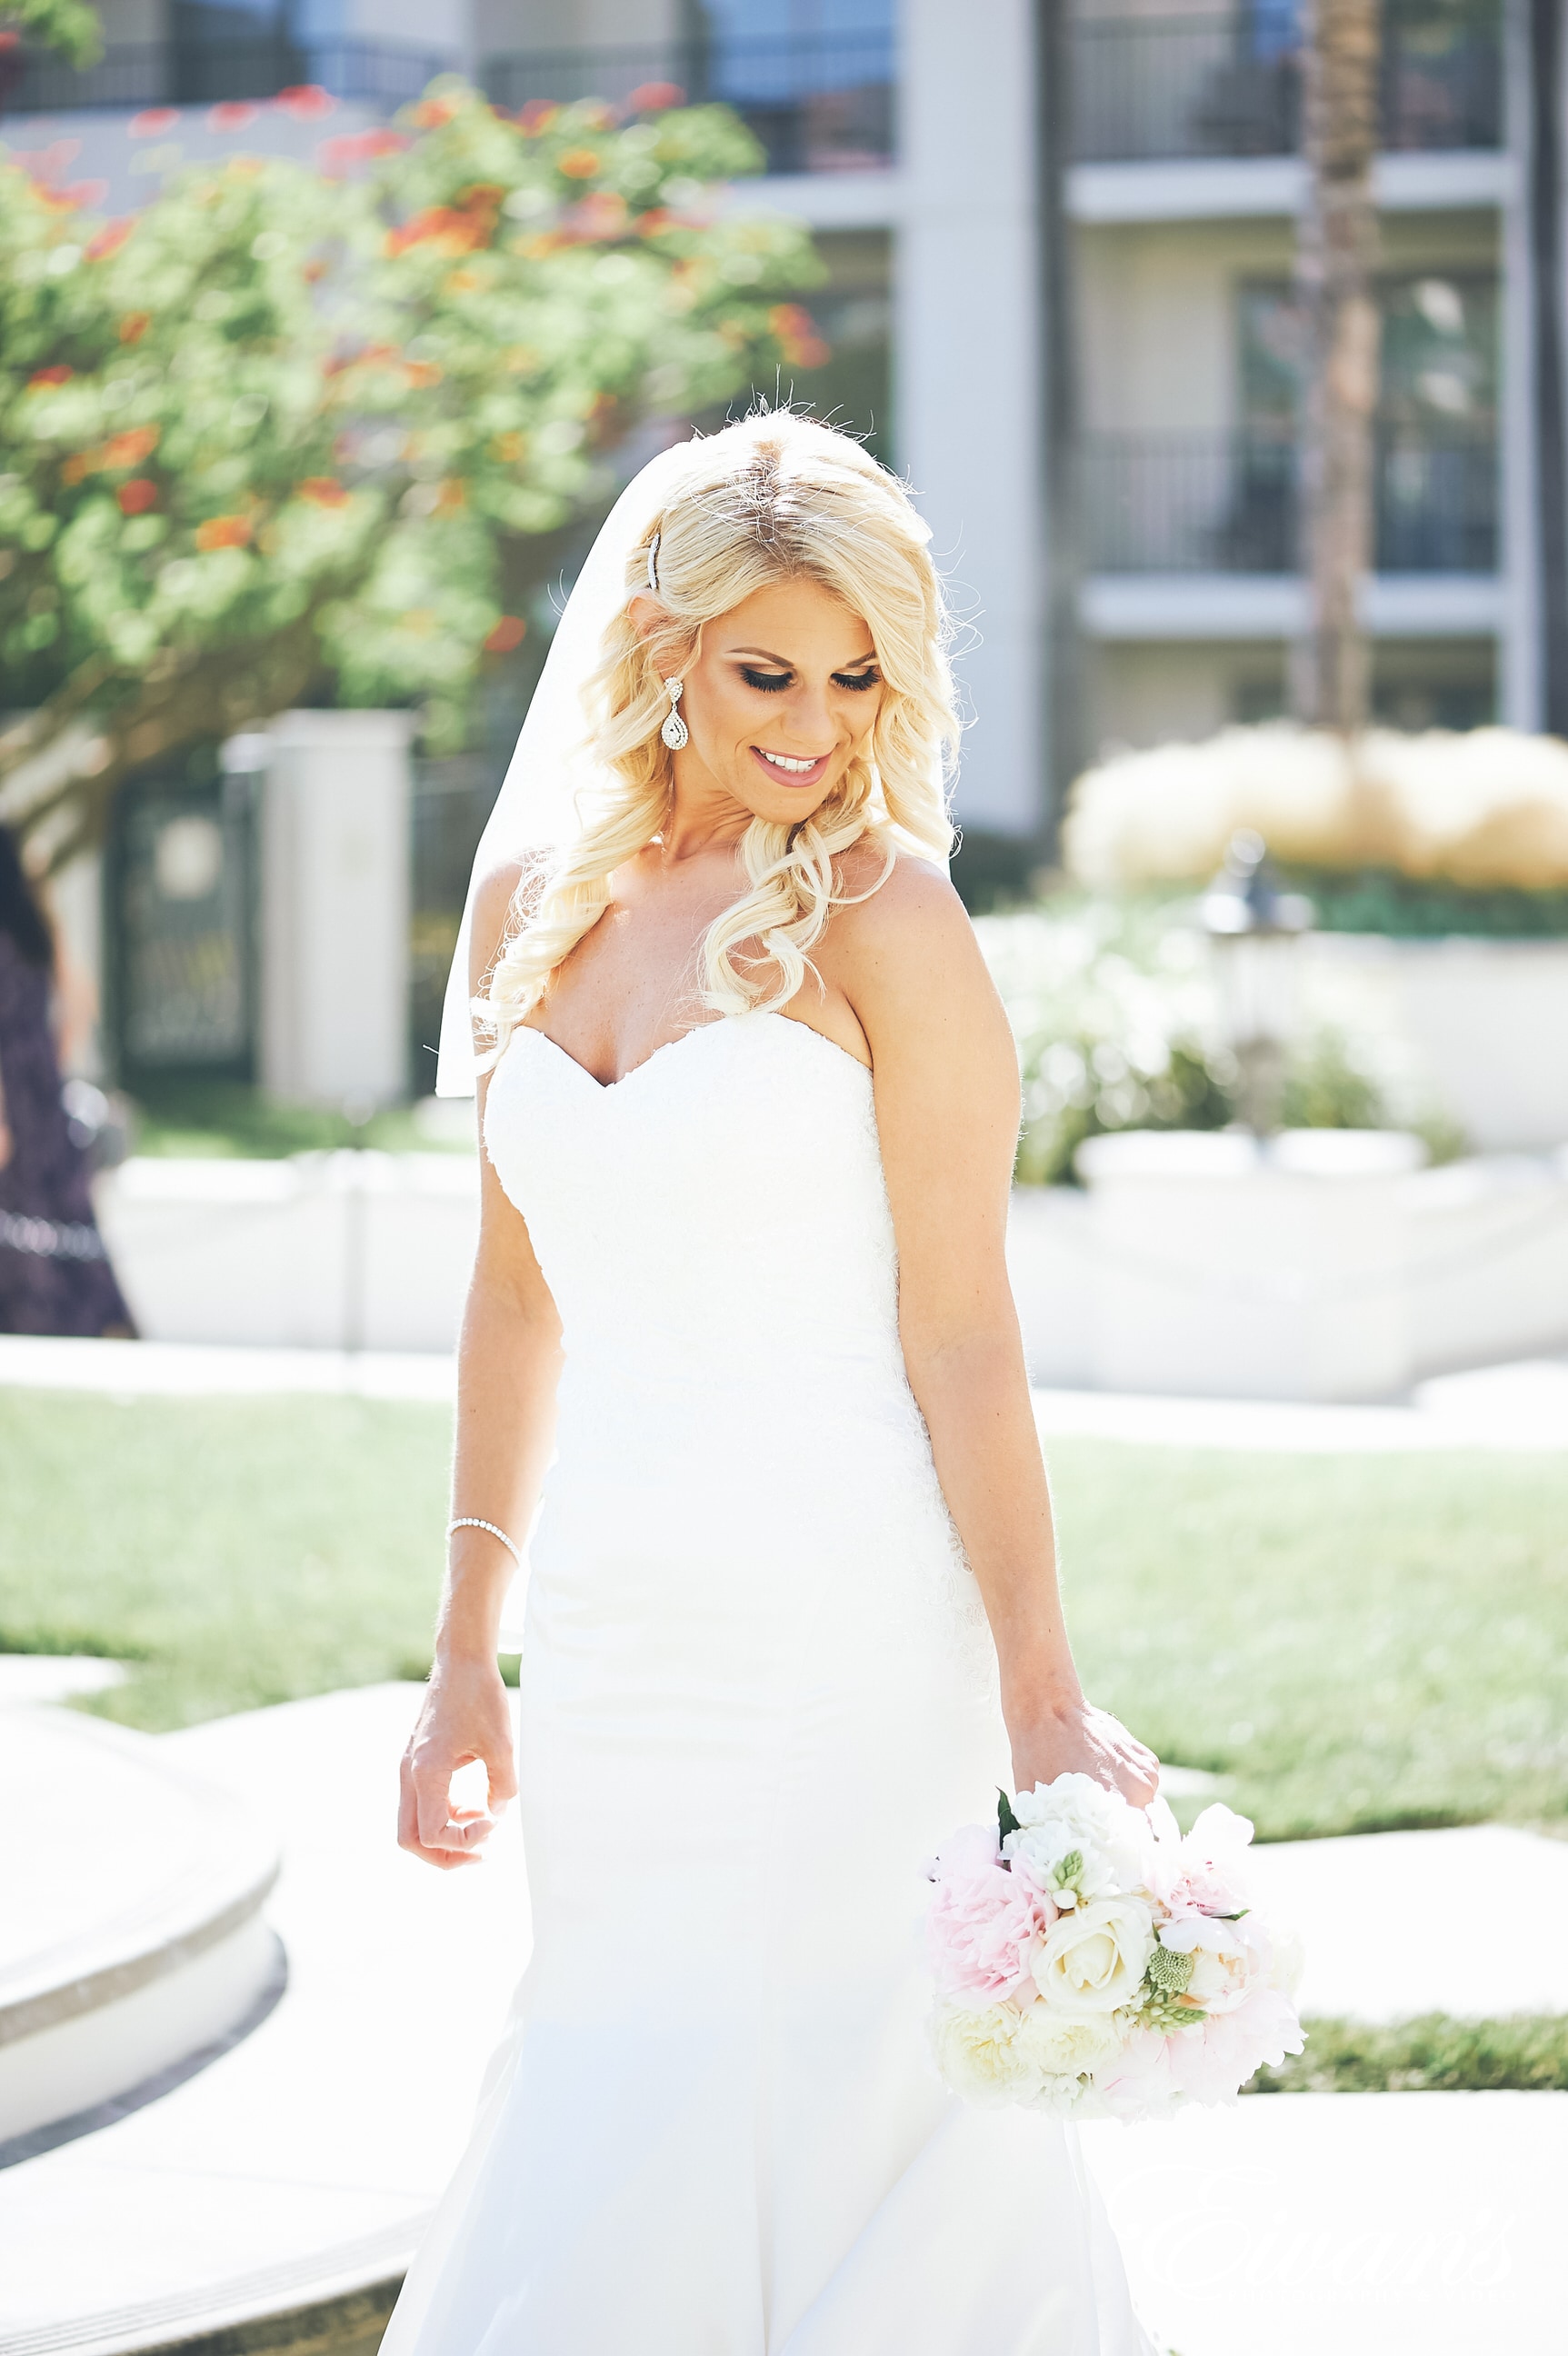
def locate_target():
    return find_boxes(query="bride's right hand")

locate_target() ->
[398,1654,519,1871]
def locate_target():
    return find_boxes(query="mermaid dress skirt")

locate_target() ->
[380,1011,1154,2355]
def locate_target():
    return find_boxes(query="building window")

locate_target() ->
[1238,271,1499,574]
[694,227,894,464]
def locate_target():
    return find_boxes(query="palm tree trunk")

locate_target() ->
[1528,0,1568,735]
[1292,0,1383,733]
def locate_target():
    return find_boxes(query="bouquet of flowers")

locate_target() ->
[924,1774,1303,2121]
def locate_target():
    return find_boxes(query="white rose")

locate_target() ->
[1033,1894,1155,2014]
[928,2001,1034,2106]
[1157,1914,1263,2015]
[1013,1999,1124,2087]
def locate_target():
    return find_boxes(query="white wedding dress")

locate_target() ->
[382,1007,1154,2356]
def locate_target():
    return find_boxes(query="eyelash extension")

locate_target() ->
[738,666,882,694]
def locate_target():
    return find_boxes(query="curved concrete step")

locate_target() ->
[0,1708,280,2151]
[0,1686,529,2356]
[0,2234,407,2356]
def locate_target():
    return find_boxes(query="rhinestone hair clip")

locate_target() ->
[646,531,661,594]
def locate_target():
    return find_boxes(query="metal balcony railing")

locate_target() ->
[1082,425,1498,574]
[1376,424,1499,571]
[479,32,896,175]
[1072,4,1502,164]
[0,35,453,116]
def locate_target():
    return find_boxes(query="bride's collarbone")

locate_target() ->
[534,888,874,1082]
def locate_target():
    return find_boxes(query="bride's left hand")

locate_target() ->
[1007,1692,1160,1810]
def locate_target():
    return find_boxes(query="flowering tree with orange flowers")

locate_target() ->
[0,80,823,873]
[0,0,101,65]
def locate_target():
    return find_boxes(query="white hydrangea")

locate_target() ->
[1004,1772,1153,1909]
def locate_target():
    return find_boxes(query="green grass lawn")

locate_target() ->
[1,1392,1564,1844]
[1052,1443,1568,1842]
[125,1079,473,1160]
[1249,2013,1568,2094]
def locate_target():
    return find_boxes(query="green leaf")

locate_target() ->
[996,1787,1022,1842]
[2,0,103,68]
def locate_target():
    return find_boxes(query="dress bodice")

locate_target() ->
[484,1011,904,1393]
[482,1002,992,1675]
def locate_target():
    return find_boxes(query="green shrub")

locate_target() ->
[1298,868,1568,939]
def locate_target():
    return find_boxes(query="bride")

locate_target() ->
[387,413,1159,2353]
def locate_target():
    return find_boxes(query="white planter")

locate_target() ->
[1403,1150,1568,1376]
[1303,933,1568,1153]
[95,1143,1568,1400]
[1004,1133,1568,1403]
[96,1152,478,1354]
[1073,1129,1425,1403]
[1004,1184,1095,1389]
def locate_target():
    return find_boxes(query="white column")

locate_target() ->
[1499,0,1540,729]
[895,0,1044,836]
[259,711,414,1109]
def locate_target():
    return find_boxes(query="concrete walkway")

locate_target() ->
[1246,1822,1568,2021]
[1,1682,1563,2355]
[1080,2091,1565,2356]
[3,1332,1566,1448]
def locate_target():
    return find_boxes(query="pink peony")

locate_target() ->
[1164,1986,1304,2104]
[926,1822,1054,2002]
[1088,2025,1181,2123]
[1148,1800,1256,1924]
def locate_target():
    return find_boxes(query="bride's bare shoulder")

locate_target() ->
[831,843,977,963]
[825,843,1008,1053]
[468,855,547,990]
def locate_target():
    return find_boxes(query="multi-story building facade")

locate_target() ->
[2,0,1533,1060]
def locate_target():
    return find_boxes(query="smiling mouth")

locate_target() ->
[751,745,831,784]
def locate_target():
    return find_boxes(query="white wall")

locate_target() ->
[1091,642,1256,751]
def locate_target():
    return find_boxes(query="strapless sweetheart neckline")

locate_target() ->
[515,1005,872,1094]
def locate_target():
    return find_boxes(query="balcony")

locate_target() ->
[479,32,896,175]
[1072,4,1502,164]
[0,35,452,115]
[1082,425,1498,575]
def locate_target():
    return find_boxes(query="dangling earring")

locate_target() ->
[659,677,688,751]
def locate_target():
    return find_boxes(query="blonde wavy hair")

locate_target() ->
[479,412,960,1053]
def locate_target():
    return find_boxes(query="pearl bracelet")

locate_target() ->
[447,1516,523,1572]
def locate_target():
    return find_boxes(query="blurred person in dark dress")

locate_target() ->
[0,824,135,1336]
